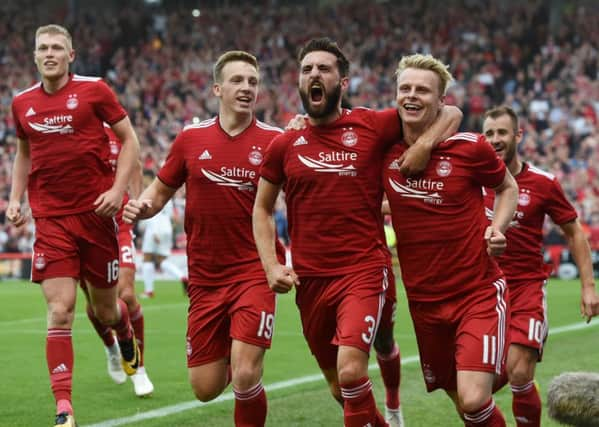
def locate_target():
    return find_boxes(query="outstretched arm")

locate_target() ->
[398,105,463,175]
[253,178,299,293]
[560,220,599,322]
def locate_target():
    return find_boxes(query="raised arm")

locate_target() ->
[123,177,177,224]
[485,170,518,256]
[94,116,141,216]
[398,105,463,175]
[6,137,31,227]
[560,220,599,322]
[253,177,298,293]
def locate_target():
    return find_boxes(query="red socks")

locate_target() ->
[233,381,267,426]
[511,381,541,427]
[129,304,144,365]
[463,399,506,427]
[376,342,401,410]
[47,328,73,414]
[341,377,384,427]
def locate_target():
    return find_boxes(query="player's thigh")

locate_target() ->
[456,370,495,412]
[230,340,266,389]
[188,358,229,401]
[78,212,120,289]
[506,343,538,383]
[186,286,231,368]
[337,344,370,384]
[230,279,276,349]
[86,283,119,324]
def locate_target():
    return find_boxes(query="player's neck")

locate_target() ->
[41,73,70,94]
[508,158,523,176]
[307,106,342,127]
[219,111,253,137]
[402,125,427,146]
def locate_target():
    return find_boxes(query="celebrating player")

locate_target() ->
[482,105,599,426]
[382,54,518,426]
[123,50,284,426]
[7,24,141,427]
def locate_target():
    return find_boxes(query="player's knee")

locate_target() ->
[458,387,490,414]
[47,303,75,328]
[508,363,535,386]
[119,288,136,309]
[338,360,367,384]
[192,384,221,402]
[232,364,262,391]
[92,303,119,326]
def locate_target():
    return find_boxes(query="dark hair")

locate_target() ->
[484,105,519,132]
[298,37,349,77]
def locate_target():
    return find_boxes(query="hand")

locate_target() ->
[397,142,432,176]
[265,263,300,294]
[94,187,124,217]
[285,114,308,131]
[580,286,599,323]
[484,225,506,256]
[122,199,152,224]
[5,200,28,227]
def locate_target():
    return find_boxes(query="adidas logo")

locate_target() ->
[293,136,308,146]
[388,160,400,170]
[25,107,36,117]
[52,363,68,374]
[198,150,212,160]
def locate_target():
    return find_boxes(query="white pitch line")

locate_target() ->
[83,321,597,427]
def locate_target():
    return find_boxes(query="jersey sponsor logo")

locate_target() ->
[293,136,308,146]
[341,129,358,147]
[34,253,47,270]
[198,150,212,160]
[248,146,263,166]
[25,107,36,117]
[436,158,452,177]
[28,114,74,134]
[66,94,78,110]
[297,153,357,176]
[201,167,255,191]
[518,190,531,206]
[388,177,443,204]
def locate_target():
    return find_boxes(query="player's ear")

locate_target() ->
[68,49,75,64]
[213,83,221,97]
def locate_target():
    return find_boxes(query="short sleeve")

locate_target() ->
[259,133,289,185]
[157,132,187,189]
[92,80,128,125]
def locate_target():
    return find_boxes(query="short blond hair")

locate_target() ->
[396,54,454,95]
[35,24,73,50]
[213,50,259,83]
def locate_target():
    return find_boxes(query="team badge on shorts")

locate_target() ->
[436,160,452,177]
[66,94,78,110]
[248,146,263,166]
[34,253,47,270]
[341,129,358,147]
[423,364,436,384]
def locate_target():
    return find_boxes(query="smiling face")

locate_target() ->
[34,32,74,83]
[213,60,259,116]
[483,113,522,168]
[396,67,444,130]
[298,51,347,122]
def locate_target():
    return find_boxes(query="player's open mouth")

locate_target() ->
[403,103,421,111]
[237,96,252,104]
[310,83,324,103]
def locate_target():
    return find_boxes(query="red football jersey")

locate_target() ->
[383,132,506,302]
[260,108,401,277]
[483,162,577,285]
[158,116,285,286]
[11,74,127,218]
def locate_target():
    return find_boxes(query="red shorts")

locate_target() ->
[379,266,397,332]
[408,277,509,392]
[186,278,276,367]
[508,280,547,360]
[117,218,136,270]
[32,211,119,288]
[295,266,388,371]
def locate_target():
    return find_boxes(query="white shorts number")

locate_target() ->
[361,315,376,344]
[107,259,119,282]
[257,311,274,339]
[528,318,543,343]
[121,245,134,264]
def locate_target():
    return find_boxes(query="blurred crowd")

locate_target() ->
[0,0,598,255]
